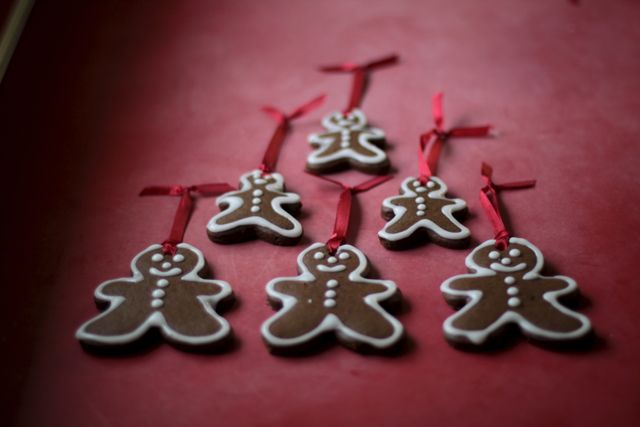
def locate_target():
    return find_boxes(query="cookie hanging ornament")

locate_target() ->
[207,95,325,245]
[77,183,235,352]
[379,92,492,249]
[307,54,398,174]
[441,164,592,348]
[261,174,405,353]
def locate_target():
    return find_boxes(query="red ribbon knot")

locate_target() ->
[418,92,492,184]
[320,53,399,114]
[308,173,393,254]
[479,163,536,250]
[140,183,235,254]
[259,94,326,174]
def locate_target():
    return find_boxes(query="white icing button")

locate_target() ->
[507,297,521,307]
[157,279,169,287]
[416,187,427,192]
[252,198,261,204]
[507,287,519,296]
[250,206,260,213]
[324,299,336,308]
[427,181,435,188]
[338,252,350,260]
[314,252,325,260]
[254,178,266,185]
[504,276,516,285]
[161,262,171,269]
[415,197,425,203]
[253,189,263,196]
[509,249,521,257]
[489,251,500,259]
[151,254,163,262]
[152,289,165,298]
[325,290,336,298]
[340,142,350,148]
[412,181,420,187]
[417,204,426,210]
[327,256,337,264]
[327,279,339,288]
[172,254,184,262]
[151,299,164,308]
[416,210,425,216]
[501,257,512,265]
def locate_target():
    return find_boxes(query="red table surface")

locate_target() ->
[2,1,640,426]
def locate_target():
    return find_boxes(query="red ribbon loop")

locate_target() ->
[139,183,234,254]
[309,173,393,253]
[418,92,492,184]
[259,94,326,174]
[319,54,399,114]
[479,163,536,250]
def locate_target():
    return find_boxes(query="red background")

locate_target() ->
[2,1,640,426]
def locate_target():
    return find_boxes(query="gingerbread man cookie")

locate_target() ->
[76,243,233,350]
[441,237,591,347]
[379,176,470,249]
[307,109,389,174]
[261,243,404,352]
[206,169,302,245]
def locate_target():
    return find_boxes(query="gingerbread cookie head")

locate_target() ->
[239,169,285,193]
[468,239,542,279]
[138,246,201,279]
[322,108,367,132]
[301,244,363,276]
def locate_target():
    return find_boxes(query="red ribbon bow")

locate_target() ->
[140,183,235,254]
[479,163,536,250]
[309,173,393,253]
[260,94,326,174]
[320,54,399,114]
[418,92,492,184]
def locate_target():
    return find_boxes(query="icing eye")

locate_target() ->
[427,181,435,188]
[161,262,172,269]
[412,181,420,188]
[489,251,500,260]
[313,252,325,260]
[151,254,163,262]
[338,252,350,260]
[327,256,338,264]
[172,254,184,262]
[501,257,512,265]
[509,249,521,257]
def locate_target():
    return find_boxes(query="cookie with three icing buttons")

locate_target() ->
[261,243,404,353]
[76,243,234,351]
[379,176,470,249]
[206,169,302,245]
[440,237,592,348]
[307,109,389,174]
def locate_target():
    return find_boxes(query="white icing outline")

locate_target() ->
[440,237,591,345]
[378,176,470,242]
[206,169,302,239]
[261,242,404,350]
[76,243,233,346]
[307,109,387,167]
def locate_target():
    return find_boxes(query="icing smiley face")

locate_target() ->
[471,241,540,277]
[140,247,199,278]
[325,110,367,131]
[303,246,360,275]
